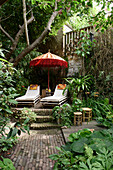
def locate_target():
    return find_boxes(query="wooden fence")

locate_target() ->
[63,25,94,57]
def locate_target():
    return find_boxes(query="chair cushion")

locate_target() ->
[29,84,38,90]
[41,96,66,102]
[57,84,66,90]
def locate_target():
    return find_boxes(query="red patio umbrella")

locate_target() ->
[30,51,68,90]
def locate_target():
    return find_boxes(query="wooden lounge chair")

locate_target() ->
[41,84,67,107]
[15,85,40,107]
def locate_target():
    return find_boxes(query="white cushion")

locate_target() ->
[41,96,66,102]
[41,85,67,103]
[15,86,40,101]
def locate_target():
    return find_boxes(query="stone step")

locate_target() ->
[32,109,53,116]
[12,108,53,116]
[36,115,54,123]
[30,123,60,130]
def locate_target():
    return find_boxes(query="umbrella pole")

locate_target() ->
[48,67,49,91]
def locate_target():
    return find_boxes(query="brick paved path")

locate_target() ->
[9,129,65,170]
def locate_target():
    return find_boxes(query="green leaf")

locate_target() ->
[11,128,18,137]
[0,58,9,63]
[79,162,89,169]
[20,128,26,133]
[23,118,30,124]
[5,108,13,114]
[68,133,79,142]
[8,99,18,104]
[0,161,4,167]
[1,157,15,170]
[49,154,59,161]
[55,146,62,151]
[23,125,29,132]
[62,158,70,165]
[53,162,59,170]
[7,128,13,139]
[71,137,89,153]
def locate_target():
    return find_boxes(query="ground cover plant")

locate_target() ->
[0,156,15,170]
[52,99,83,127]
[49,128,113,169]
[0,56,31,169]
[82,96,113,128]
[53,104,73,127]
[12,107,37,125]
[83,97,113,117]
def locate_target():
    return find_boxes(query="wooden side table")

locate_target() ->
[74,112,82,126]
[82,108,92,122]
[42,89,46,97]
[46,91,53,96]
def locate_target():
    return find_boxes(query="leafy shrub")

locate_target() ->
[64,75,92,99]
[0,61,18,116]
[0,136,17,152]
[50,127,113,169]
[13,108,37,124]
[97,114,113,128]
[82,97,113,118]
[0,58,30,155]
[0,157,15,170]
[72,98,83,112]
[52,104,73,127]
[0,117,30,153]
[21,108,37,123]
[79,147,113,170]
[13,68,29,96]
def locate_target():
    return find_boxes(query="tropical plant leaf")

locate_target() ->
[71,137,89,153]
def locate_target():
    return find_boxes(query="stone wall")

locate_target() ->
[63,26,94,77]
[67,55,82,76]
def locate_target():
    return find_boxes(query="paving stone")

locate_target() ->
[31,167,35,170]
[7,129,65,169]
[5,119,103,169]
[17,166,21,170]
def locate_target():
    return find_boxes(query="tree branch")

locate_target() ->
[26,5,39,15]
[22,0,30,46]
[0,14,13,22]
[6,15,34,60]
[13,1,58,66]
[0,0,8,6]
[0,24,14,42]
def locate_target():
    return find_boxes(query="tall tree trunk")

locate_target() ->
[22,0,30,46]
[13,2,58,66]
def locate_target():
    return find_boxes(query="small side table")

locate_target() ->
[42,89,46,97]
[46,91,53,97]
[82,108,92,122]
[74,112,82,126]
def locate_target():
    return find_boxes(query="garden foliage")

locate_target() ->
[50,128,113,169]
[0,56,31,168]
[53,104,73,127]
[0,157,15,170]
[13,107,37,124]
[83,97,113,128]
